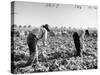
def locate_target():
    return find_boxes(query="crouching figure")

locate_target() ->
[17,24,51,68]
[73,32,81,57]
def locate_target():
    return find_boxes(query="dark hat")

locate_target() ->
[42,24,50,32]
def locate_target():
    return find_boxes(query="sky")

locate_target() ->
[13,1,98,29]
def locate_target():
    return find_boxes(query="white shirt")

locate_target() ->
[30,27,47,40]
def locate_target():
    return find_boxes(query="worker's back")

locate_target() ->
[73,32,81,56]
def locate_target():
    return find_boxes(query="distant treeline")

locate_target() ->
[11,24,97,38]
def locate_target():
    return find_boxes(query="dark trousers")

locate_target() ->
[17,33,38,68]
[73,32,81,56]
[26,33,38,66]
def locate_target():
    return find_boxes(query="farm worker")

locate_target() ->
[17,24,51,68]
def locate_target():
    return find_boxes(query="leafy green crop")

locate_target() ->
[11,26,97,74]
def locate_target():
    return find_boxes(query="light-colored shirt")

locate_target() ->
[30,27,47,40]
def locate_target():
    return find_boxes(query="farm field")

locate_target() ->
[11,26,97,74]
